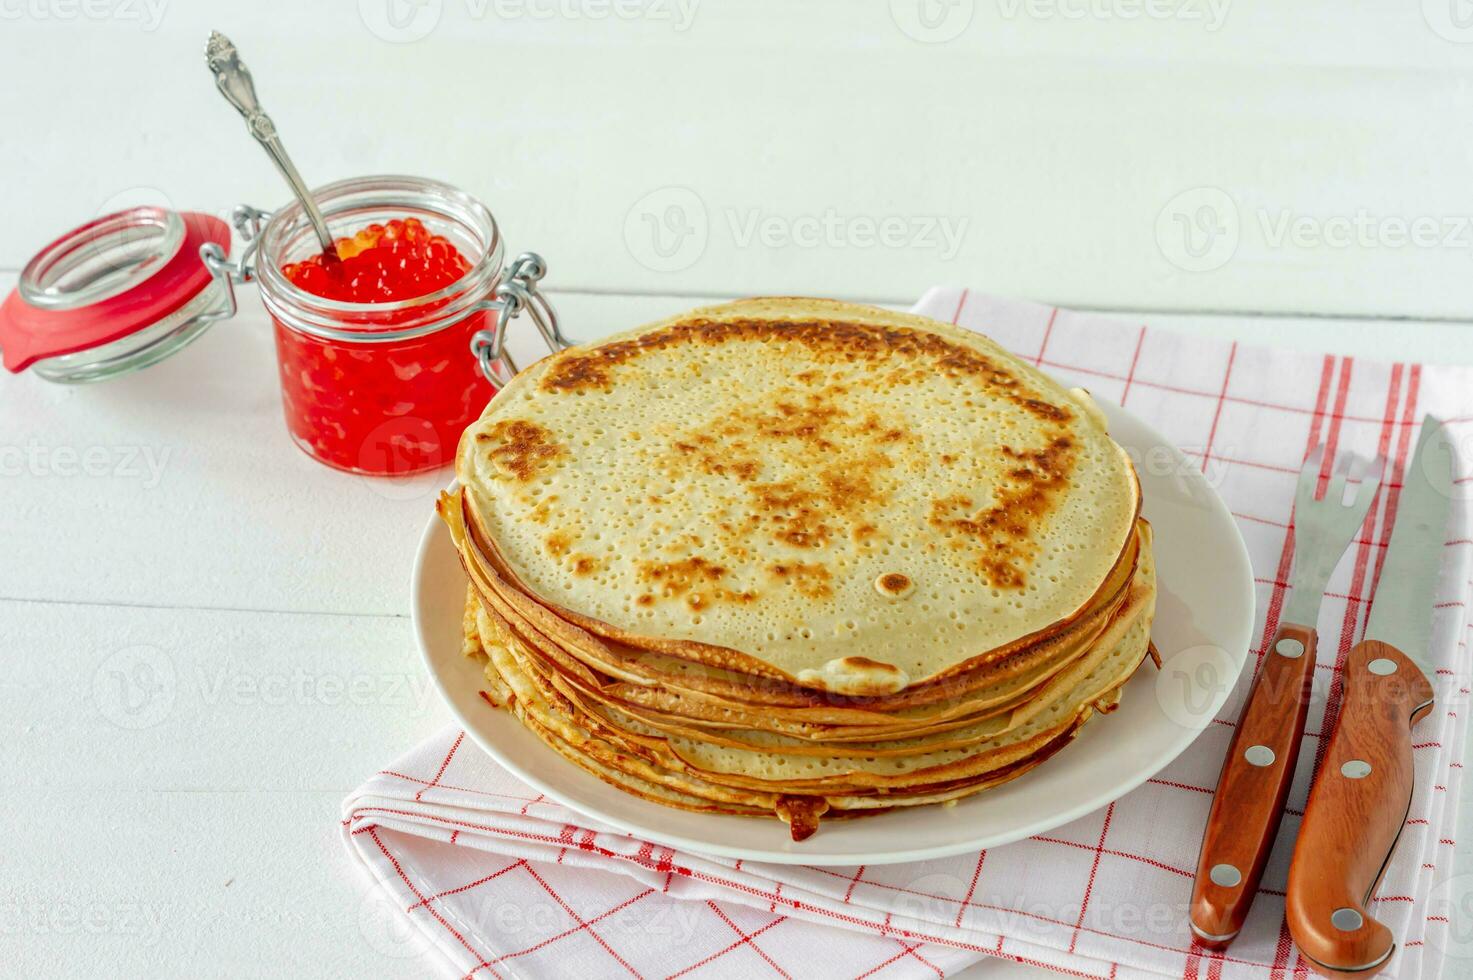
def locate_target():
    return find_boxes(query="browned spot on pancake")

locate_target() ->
[569,554,598,576]
[718,397,846,452]
[657,379,919,559]
[486,418,562,481]
[669,438,763,483]
[928,435,1077,588]
[636,556,758,609]
[819,463,883,511]
[856,413,907,444]
[543,530,571,557]
[768,562,833,598]
[1022,398,1069,421]
[871,570,917,605]
[877,572,911,596]
[537,317,1073,424]
[775,521,831,549]
[639,556,726,586]
[753,482,811,510]
[527,496,558,525]
[746,459,886,551]
[837,656,903,674]
[749,481,833,550]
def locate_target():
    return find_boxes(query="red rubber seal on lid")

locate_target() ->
[0,211,230,373]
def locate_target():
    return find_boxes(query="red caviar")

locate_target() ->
[281,217,471,302]
[271,216,494,476]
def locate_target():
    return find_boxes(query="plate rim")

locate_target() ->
[411,398,1255,865]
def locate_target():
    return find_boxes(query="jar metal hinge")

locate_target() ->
[471,252,572,387]
[196,205,269,328]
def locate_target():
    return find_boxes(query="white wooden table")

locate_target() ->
[6,3,1473,974]
[4,280,1470,978]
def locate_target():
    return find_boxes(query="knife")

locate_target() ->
[1286,416,1453,978]
[1190,446,1382,948]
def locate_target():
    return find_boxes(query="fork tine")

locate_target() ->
[1297,444,1326,503]
[1346,453,1386,504]
[1368,453,1387,486]
[1343,453,1384,524]
[1325,451,1352,505]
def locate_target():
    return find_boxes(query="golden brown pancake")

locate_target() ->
[442,298,1156,839]
[456,298,1141,695]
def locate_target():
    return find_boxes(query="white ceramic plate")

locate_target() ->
[413,399,1254,866]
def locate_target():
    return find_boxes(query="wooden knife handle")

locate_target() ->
[1286,640,1435,979]
[1190,622,1316,948]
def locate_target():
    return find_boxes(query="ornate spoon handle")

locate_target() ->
[204,31,335,255]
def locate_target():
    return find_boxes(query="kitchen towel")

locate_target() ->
[342,288,1472,980]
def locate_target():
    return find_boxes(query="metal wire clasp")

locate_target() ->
[195,205,270,327]
[471,252,571,386]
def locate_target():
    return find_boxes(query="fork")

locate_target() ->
[1189,445,1385,948]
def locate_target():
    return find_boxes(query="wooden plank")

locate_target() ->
[3,5,1473,316]
[4,788,442,978]
[2,598,450,790]
[2,279,1470,978]
[4,276,1473,614]
[1,596,450,973]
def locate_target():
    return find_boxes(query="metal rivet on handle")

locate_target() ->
[1341,760,1372,779]
[1368,658,1398,676]
[1275,638,1305,659]
[1209,864,1242,888]
[1331,908,1364,932]
[1245,745,1276,767]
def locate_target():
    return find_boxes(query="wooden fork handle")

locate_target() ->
[1190,622,1316,948]
[1286,640,1434,979]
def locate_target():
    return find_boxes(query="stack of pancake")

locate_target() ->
[442,298,1154,840]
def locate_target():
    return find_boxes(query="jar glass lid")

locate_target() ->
[20,207,186,310]
[0,206,230,380]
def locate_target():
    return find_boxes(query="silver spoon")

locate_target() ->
[204,31,336,257]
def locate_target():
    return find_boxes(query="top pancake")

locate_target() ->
[457,297,1140,694]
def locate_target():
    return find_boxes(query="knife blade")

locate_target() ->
[1286,415,1454,979]
[1363,420,1456,661]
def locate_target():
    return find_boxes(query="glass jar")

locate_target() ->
[253,175,513,476]
[0,174,567,476]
